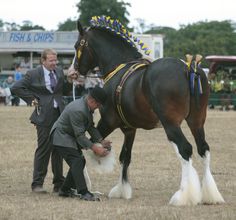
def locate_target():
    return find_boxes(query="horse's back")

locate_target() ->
[143,57,209,125]
[143,58,190,120]
[146,57,188,91]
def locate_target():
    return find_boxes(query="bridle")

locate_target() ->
[75,37,95,73]
[76,39,88,62]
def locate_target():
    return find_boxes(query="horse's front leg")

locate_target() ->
[109,127,136,199]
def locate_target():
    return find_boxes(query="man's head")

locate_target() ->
[87,86,107,111]
[41,48,57,71]
[7,76,13,83]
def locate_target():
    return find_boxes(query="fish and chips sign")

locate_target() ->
[0,31,78,52]
[9,32,54,43]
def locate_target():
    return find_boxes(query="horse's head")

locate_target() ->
[73,20,98,76]
[73,16,151,77]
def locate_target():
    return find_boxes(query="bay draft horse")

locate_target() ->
[72,17,225,206]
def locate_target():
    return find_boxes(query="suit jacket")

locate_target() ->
[50,97,103,150]
[11,65,72,127]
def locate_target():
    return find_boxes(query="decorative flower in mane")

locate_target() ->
[90,15,151,56]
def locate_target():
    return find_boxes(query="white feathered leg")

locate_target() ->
[169,142,202,206]
[201,151,225,204]
[83,166,91,191]
[108,165,132,199]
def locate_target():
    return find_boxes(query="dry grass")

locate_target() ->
[0,106,235,220]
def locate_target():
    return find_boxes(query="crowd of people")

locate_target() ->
[209,68,236,110]
[0,64,23,106]
[8,48,111,202]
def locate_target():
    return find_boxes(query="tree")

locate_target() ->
[145,20,236,67]
[58,18,77,31]
[3,22,20,31]
[77,0,130,27]
[0,19,45,31]
[20,20,45,31]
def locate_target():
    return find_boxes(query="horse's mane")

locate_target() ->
[90,16,151,56]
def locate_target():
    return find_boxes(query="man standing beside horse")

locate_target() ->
[11,48,77,193]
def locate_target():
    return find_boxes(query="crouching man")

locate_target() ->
[50,86,111,201]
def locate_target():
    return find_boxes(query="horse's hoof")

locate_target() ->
[108,182,132,199]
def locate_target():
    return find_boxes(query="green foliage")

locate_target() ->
[20,20,45,31]
[0,20,45,31]
[20,25,45,31]
[58,18,77,31]
[145,20,236,67]
[77,0,130,27]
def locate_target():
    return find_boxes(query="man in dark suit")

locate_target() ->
[51,86,112,201]
[11,48,77,193]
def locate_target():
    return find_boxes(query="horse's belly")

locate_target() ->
[137,111,160,129]
[125,105,160,129]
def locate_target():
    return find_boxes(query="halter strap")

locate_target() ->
[116,62,147,128]
[76,38,94,70]
[103,64,126,84]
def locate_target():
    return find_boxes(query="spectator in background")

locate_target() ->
[84,67,104,93]
[14,63,23,81]
[12,64,22,106]
[68,67,86,98]
[63,67,86,105]
[20,57,31,69]
[2,76,17,106]
[0,83,6,105]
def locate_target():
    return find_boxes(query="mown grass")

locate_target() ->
[0,106,235,220]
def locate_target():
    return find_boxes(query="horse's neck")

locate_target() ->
[98,48,138,75]
[91,31,140,75]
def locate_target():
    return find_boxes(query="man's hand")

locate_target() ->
[67,67,79,83]
[101,140,112,151]
[31,98,39,107]
[91,144,109,157]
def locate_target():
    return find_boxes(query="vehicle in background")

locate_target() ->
[206,55,236,110]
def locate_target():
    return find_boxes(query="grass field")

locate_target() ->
[0,106,235,220]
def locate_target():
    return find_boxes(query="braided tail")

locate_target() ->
[188,66,203,110]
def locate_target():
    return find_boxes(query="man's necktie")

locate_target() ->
[49,71,57,91]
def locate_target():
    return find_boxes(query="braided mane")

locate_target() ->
[90,16,151,55]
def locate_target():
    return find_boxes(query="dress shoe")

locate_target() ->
[32,186,47,194]
[58,188,78,197]
[79,191,100,201]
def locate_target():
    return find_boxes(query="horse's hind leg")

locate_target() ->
[186,114,225,204]
[108,127,136,199]
[164,125,202,206]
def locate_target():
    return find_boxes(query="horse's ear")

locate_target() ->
[77,20,84,36]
